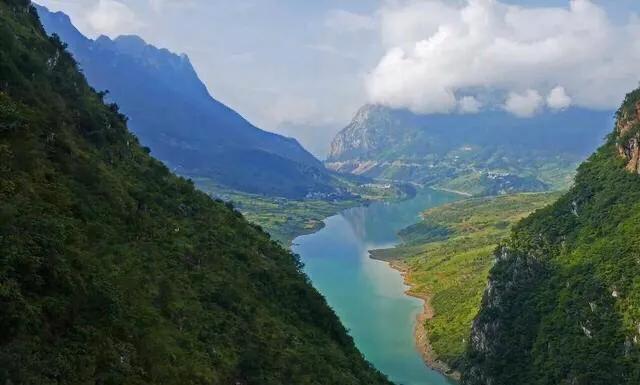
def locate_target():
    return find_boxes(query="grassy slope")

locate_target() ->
[372,193,560,370]
[435,161,574,197]
[0,2,391,384]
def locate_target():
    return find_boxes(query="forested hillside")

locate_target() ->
[0,2,391,384]
[462,88,640,384]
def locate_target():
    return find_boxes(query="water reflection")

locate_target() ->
[292,189,459,385]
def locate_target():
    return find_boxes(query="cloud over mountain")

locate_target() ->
[367,0,640,116]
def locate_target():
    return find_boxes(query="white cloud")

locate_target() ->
[504,89,543,117]
[379,1,458,49]
[366,0,640,117]
[458,96,482,113]
[86,0,141,36]
[325,9,376,34]
[546,86,572,110]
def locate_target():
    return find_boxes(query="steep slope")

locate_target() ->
[35,4,335,199]
[0,2,391,384]
[327,105,612,195]
[462,89,640,385]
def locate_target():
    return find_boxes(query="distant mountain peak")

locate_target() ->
[351,104,386,125]
[36,5,330,198]
[95,34,190,68]
[328,103,612,195]
[36,4,71,23]
[328,104,395,162]
[113,34,147,46]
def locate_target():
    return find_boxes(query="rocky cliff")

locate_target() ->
[616,90,640,173]
[328,104,403,162]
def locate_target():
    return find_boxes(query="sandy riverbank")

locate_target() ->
[387,260,462,382]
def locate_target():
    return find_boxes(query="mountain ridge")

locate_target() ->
[35,4,334,199]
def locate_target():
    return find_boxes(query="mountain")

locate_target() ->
[0,2,391,384]
[35,4,335,199]
[461,88,640,384]
[327,104,613,195]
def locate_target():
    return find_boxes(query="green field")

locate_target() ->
[433,157,579,197]
[194,177,409,245]
[372,192,561,370]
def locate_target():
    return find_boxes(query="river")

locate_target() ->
[292,188,460,385]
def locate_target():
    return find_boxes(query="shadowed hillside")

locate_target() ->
[0,2,391,384]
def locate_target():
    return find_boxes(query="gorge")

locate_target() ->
[3,1,640,385]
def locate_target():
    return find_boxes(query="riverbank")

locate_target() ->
[370,192,562,382]
[386,259,462,382]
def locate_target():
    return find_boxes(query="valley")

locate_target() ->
[4,2,638,385]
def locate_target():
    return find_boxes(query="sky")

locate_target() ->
[35,0,640,157]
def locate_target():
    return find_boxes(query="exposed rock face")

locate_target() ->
[328,104,398,162]
[616,100,640,174]
[462,245,547,385]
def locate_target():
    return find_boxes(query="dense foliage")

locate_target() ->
[462,90,640,384]
[0,2,391,384]
[373,193,558,372]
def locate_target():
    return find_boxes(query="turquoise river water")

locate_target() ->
[292,189,460,385]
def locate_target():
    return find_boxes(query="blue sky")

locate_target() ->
[36,1,640,156]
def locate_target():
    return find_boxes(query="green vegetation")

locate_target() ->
[195,178,411,245]
[435,166,569,197]
[462,89,640,385]
[194,179,359,245]
[372,193,560,371]
[0,2,391,384]
[327,104,610,197]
